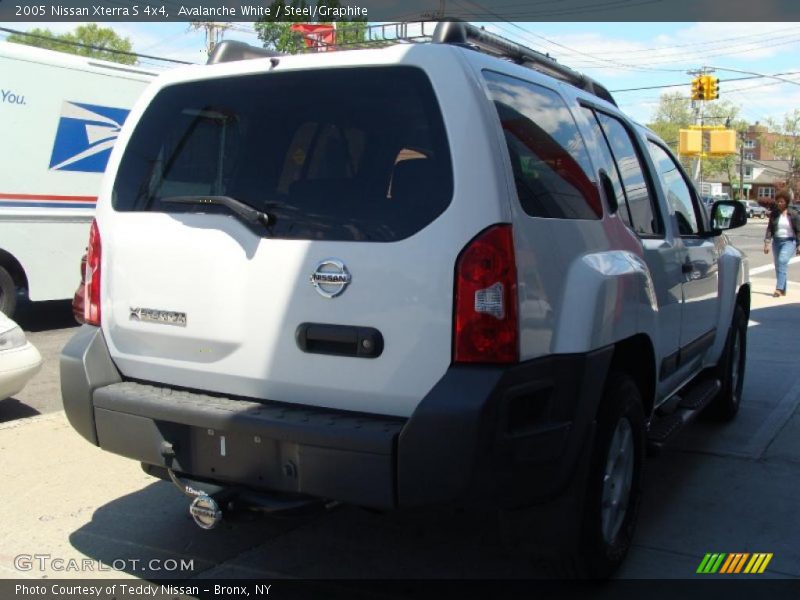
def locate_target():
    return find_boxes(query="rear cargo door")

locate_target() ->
[102,66,455,417]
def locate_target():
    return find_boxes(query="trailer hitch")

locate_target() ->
[161,441,223,530]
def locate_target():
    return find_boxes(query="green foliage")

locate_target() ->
[763,109,800,197]
[254,1,308,54]
[763,109,800,163]
[647,92,694,153]
[7,24,137,65]
[254,0,366,55]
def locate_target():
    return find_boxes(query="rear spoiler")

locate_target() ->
[207,41,282,65]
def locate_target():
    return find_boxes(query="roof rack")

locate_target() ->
[205,22,616,107]
[431,22,617,107]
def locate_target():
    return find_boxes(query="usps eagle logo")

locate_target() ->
[49,101,131,173]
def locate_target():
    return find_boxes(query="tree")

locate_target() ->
[762,109,800,198]
[7,24,137,65]
[254,0,366,55]
[647,92,694,154]
[254,1,308,54]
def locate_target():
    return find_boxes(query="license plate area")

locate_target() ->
[188,426,300,490]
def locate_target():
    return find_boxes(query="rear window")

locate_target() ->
[113,67,452,242]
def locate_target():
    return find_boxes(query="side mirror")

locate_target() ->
[711,200,747,233]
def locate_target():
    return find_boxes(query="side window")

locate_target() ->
[579,106,632,228]
[595,112,660,236]
[646,141,700,236]
[483,70,601,220]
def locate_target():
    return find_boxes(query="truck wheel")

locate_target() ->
[0,266,16,317]
[579,372,645,578]
[705,305,747,421]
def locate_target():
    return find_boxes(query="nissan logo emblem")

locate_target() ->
[310,259,351,298]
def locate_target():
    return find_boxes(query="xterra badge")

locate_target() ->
[130,307,187,327]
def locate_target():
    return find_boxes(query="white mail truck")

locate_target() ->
[0,41,156,316]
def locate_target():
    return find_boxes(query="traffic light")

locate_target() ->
[709,129,737,155]
[691,76,705,101]
[704,76,719,100]
[679,129,702,155]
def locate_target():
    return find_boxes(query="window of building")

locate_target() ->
[744,152,754,160]
[744,139,756,149]
[744,166,753,179]
[758,187,775,199]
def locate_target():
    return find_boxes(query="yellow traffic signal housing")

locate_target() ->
[679,129,703,155]
[704,76,719,100]
[691,77,705,101]
[709,129,737,155]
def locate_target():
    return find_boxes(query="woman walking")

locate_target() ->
[764,189,800,297]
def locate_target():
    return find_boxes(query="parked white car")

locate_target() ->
[0,312,42,401]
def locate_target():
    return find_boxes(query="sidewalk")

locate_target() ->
[619,273,800,578]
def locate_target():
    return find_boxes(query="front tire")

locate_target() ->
[578,372,645,578]
[705,305,747,421]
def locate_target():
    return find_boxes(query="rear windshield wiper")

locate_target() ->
[161,195,273,229]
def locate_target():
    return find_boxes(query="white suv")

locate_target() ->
[61,23,750,577]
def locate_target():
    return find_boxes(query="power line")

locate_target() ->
[453,1,688,73]
[560,25,800,58]
[611,72,800,93]
[567,34,800,69]
[0,26,195,65]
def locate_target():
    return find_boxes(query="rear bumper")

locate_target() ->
[61,326,611,510]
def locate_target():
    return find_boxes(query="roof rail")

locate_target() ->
[432,22,617,107]
[207,40,282,65]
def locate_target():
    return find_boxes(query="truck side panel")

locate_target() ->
[0,42,153,302]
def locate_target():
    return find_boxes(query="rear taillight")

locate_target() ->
[84,219,102,326]
[454,224,518,363]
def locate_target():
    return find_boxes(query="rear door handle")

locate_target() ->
[296,323,384,358]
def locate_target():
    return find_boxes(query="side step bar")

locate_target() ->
[648,377,721,450]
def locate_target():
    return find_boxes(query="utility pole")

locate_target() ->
[739,130,746,201]
[191,22,232,56]
[687,68,709,185]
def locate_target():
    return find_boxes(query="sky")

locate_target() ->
[4,20,800,127]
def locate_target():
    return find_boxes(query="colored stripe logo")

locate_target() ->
[697,553,773,574]
[0,193,97,210]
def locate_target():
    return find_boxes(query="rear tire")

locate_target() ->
[577,372,645,578]
[0,265,17,317]
[705,305,747,421]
